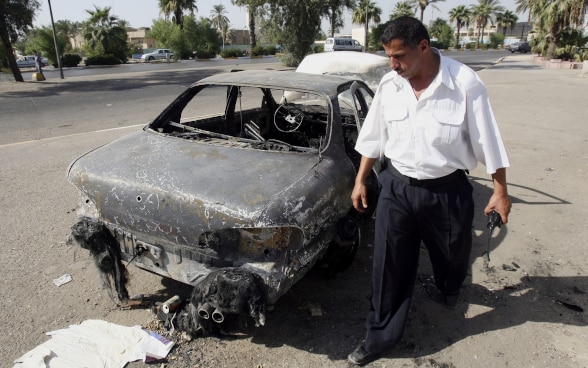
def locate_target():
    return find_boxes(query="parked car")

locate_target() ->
[16,55,49,68]
[67,69,380,335]
[141,48,173,62]
[509,42,531,53]
[324,37,363,52]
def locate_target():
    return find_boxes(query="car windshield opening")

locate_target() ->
[152,84,332,153]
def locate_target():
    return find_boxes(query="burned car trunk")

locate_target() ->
[67,70,378,332]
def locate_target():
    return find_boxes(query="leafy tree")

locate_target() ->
[231,0,265,50]
[496,10,518,36]
[488,31,505,48]
[82,6,129,62]
[264,0,324,67]
[54,20,82,53]
[150,16,220,59]
[210,3,230,49]
[323,0,355,37]
[27,26,68,66]
[410,0,445,23]
[429,18,453,49]
[158,0,198,29]
[351,0,382,52]
[528,0,587,59]
[470,0,504,48]
[391,2,416,19]
[449,4,471,49]
[0,0,40,82]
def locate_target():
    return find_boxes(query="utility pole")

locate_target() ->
[48,0,64,79]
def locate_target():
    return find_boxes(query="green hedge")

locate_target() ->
[220,48,246,58]
[85,54,121,66]
[61,54,82,67]
[195,49,217,59]
[251,45,266,56]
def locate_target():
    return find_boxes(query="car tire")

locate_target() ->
[322,215,360,273]
[148,56,154,62]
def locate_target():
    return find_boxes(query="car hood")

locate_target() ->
[67,130,335,236]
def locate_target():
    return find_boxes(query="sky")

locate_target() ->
[34,0,521,34]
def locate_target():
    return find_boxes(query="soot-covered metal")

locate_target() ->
[66,69,379,334]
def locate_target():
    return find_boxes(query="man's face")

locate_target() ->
[383,39,427,79]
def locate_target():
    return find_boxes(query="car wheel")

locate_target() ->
[148,56,154,62]
[322,215,360,273]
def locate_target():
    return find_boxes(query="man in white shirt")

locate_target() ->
[348,17,511,365]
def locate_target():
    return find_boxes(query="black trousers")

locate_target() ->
[364,168,474,354]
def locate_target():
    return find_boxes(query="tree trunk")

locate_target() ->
[364,21,368,53]
[547,37,557,60]
[0,0,24,82]
[248,5,256,50]
[454,24,461,49]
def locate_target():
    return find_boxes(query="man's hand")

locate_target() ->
[351,182,369,213]
[484,194,511,224]
[351,156,377,213]
[484,168,511,224]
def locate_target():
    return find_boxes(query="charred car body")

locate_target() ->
[67,70,379,334]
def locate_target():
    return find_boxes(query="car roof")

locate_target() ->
[194,70,356,94]
[297,52,388,74]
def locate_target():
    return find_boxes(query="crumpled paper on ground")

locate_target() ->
[13,319,174,368]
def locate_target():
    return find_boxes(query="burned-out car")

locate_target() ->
[67,70,379,334]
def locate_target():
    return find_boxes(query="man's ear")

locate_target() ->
[418,39,429,51]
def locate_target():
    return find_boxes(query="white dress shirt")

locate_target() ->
[355,49,510,179]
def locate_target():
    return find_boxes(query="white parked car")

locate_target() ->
[141,48,174,62]
[16,55,49,68]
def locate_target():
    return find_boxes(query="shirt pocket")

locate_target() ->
[384,106,411,139]
[427,107,465,146]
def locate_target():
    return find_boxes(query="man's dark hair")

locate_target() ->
[380,16,430,49]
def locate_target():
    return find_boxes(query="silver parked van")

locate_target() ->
[324,38,363,52]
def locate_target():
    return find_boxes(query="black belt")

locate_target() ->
[388,164,465,188]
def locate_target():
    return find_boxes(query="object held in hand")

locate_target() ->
[485,210,503,263]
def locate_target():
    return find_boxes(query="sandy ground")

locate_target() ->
[2,54,587,367]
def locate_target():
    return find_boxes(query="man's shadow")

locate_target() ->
[244,176,585,362]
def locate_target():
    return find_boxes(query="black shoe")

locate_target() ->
[444,293,459,310]
[348,342,380,366]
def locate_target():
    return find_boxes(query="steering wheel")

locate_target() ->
[274,104,304,133]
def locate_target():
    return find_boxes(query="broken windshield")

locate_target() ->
[155,84,335,153]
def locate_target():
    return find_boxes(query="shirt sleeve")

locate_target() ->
[355,83,386,159]
[466,81,510,174]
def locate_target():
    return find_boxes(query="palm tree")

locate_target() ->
[351,0,382,52]
[470,0,504,48]
[324,0,356,37]
[210,4,230,49]
[410,0,446,23]
[529,0,587,59]
[231,0,264,50]
[449,5,471,49]
[496,10,518,36]
[391,1,416,19]
[83,6,124,55]
[159,0,198,29]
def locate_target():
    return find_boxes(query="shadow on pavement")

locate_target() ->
[234,177,586,363]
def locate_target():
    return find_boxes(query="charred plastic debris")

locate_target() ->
[68,219,268,338]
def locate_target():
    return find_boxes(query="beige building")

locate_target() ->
[126,27,156,50]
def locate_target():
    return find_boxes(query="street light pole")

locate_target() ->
[47,0,64,79]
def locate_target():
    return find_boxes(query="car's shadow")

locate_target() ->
[223,177,585,362]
